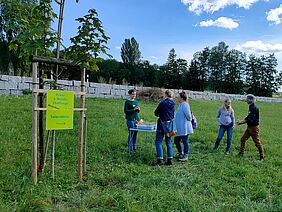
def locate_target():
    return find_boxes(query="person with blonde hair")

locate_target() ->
[214,98,235,154]
[154,89,175,165]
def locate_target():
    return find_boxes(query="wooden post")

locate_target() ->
[32,61,38,185]
[78,68,86,180]
[51,130,56,179]
[83,116,87,175]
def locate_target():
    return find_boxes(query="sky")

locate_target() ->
[52,0,282,71]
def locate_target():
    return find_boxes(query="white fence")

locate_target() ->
[0,75,281,102]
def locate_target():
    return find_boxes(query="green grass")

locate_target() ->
[0,95,281,211]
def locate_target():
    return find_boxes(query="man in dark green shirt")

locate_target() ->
[124,89,140,152]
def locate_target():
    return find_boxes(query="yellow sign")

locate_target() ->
[46,90,74,130]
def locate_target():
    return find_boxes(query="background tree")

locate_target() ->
[224,49,246,94]
[259,54,279,96]
[186,48,210,91]
[120,37,141,85]
[245,54,261,96]
[186,57,201,91]
[162,48,180,88]
[138,60,158,87]
[0,0,41,75]
[208,42,229,92]
[177,58,188,89]
[121,37,141,65]
[94,59,122,83]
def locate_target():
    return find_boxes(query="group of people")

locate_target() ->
[124,89,265,166]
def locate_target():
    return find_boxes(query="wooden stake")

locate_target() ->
[51,130,56,179]
[32,61,38,185]
[78,68,86,180]
[83,116,87,176]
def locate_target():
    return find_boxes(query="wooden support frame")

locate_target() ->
[31,56,87,185]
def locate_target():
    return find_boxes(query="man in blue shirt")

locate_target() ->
[236,94,265,160]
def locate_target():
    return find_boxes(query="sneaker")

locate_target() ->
[213,146,219,151]
[259,155,265,161]
[237,152,244,157]
[154,159,164,166]
[165,158,173,165]
[178,154,188,162]
[225,151,230,155]
[177,153,184,161]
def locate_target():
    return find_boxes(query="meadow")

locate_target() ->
[0,95,281,211]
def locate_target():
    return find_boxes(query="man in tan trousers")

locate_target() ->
[236,94,265,160]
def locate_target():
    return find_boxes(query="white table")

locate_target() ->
[129,127,156,159]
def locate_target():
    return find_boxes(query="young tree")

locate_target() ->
[67,9,111,71]
[54,0,79,81]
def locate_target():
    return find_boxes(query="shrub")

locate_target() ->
[22,88,32,95]
[137,88,163,101]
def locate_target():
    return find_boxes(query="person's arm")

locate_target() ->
[236,119,246,125]
[154,102,161,117]
[231,110,235,127]
[124,101,134,114]
[183,103,192,121]
[135,100,140,113]
[216,109,222,125]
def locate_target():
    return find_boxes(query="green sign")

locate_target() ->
[46,90,74,130]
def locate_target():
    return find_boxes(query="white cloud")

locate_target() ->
[150,56,158,59]
[181,0,260,15]
[198,17,239,30]
[115,46,121,50]
[236,40,282,53]
[266,4,282,25]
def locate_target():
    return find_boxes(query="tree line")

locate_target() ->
[93,40,282,97]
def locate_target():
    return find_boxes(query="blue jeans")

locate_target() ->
[174,135,189,155]
[214,125,233,152]
[155,129,173,159]
[127,120,137,152]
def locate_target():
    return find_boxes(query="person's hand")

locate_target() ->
[134,106,140,111]
[236,119,242,125]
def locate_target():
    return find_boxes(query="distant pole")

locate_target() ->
[78,68,86,180]
[32,60,38,185]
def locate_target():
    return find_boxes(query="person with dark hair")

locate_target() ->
[236,94,265,160]
[174,91,193,161]
[214,98,235,155]
[154,89,175,165]
[124,89,141,152]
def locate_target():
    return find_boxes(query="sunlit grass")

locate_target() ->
[0,95,281,211]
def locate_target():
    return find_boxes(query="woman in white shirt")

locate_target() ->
[174,91,193,161]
